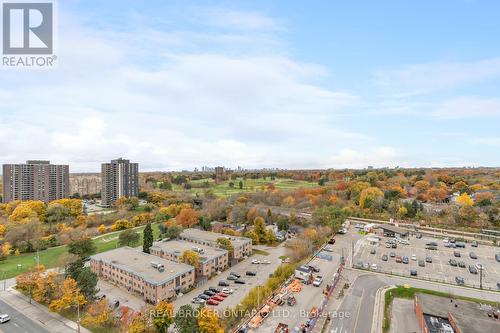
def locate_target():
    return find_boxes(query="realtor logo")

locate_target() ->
[2,2,53,54]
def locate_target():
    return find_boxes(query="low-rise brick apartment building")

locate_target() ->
[178,228,252,260]
[90,247,195,304]
[150,240,228,278]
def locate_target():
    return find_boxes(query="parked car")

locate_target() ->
[218,292,229,298]
[363,262,370,269]
[198,294,210,300]
[94,294,106,301]
[230,272,241,278]
[370,248,376,254]
[204,290,216,296]
[209,287,221,293]
[449,259,457,266]
[192,297,206,304]
[455,277,465,286]
[227,275,238,281]
[382,254,388,261]
[308,265,320,272]
[222,288,234,294]
[355,261,363,269]
[262,259,271,264]
[111,300,120,308]
[313,276,323,287]
[395,256,402,263]
[497,282,500,290]
[418,260,425,267]
[235,279,246,284]
[469,252,477,259]
[402,256,409,264]
[211,295,224,302]
[385,243,392,248]
[246,271,257,276]
[496,254,500,262]
[206,299,219,306]
[251,259,261,264]
[416,233,422,239]
[371,263,378,271]
[218,281,229,287]
[390,252,396,258]
[410,269,417,276]
[458,261,466,268]
[411,254,417,261]
[0,314,10,324]
[391,243,398,249]
[453,251,461,257]
[471,240,478,247]
[468,265,478,274]
[425,256,433,263]
[455,242,466,248]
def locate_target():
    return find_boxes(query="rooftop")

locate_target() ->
[416,293,500,333]
[90,247,194,285]
[180,228,252,247]
[376,224,409,235]
[150,240,228,263]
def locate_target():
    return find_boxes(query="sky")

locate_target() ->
[1,0,499,172]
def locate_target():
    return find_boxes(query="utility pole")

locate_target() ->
[77,301,81,333]
[479,267,483,290]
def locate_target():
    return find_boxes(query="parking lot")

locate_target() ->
[354,234,500,291]
[173,244,286,311]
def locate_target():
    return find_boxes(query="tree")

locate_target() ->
[118,229,140,247]
[164,224,183,239]
[426,187,448,203]
[198,308,223,333]
[112,219,133,231]
[152,300,174,333]
[238,181,243,189]
[243,230,259,244]
[143,223,153,253]
[129,312,148,333]
[75,267,98,300]
[0,241,11,260]
[5,219,43,252]
[49,199,83,217]
[282,196,295,207]
[216,237,233,257]
[175,304,199,333]
[253,217,267,244]
[82,299,114,327]
[456,193,474,206]
[46,204,71,228]
[176,208,200,228]
[276,217,289,231]
[49,278,86,313]
[16,265,44,302]
[97,224,107,234]
[312,206,344,232]
[359,187,384,209]
[33,271,60,303]
[68,237,96,258]
[180,250,199,267]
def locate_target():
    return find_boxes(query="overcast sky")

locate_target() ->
[1,0,499,172]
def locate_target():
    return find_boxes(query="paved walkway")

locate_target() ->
[0,287,91,333]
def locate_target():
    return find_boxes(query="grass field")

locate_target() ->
[0,223,161,279]
[173,177,318,197]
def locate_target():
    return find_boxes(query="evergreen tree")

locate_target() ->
[143,223,153,253]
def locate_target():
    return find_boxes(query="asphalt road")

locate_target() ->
[0,299,49,333]
[328,270,500,333]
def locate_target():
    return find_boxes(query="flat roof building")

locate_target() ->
[178,228,252,260]
[90,247,195,304]
[150,240,228,278]
[414,293,500,333]
[2,160,69,203]
[376,224,409,238]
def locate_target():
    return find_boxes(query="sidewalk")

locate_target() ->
[0,287,91,333]
[311,269,358,333]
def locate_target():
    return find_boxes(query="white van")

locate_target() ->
[0,314,10,323]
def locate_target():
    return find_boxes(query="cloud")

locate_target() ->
[324,147,399,169]
[0,7,365,172]
[372,58,500,96]
[191,7,284,31]
[433,97,500,119]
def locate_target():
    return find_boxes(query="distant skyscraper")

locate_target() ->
[2,160,69,203]
[101,158,139,207]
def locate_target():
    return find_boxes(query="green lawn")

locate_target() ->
[174,177,319,197]
[0,223,161,279]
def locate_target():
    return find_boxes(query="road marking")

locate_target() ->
[352,288,364,333]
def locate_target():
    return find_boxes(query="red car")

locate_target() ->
[206,299,219,305]
[218,292,229,298]
[211,295,224,302]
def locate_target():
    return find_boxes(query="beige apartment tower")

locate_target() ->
[2,160,69,203]
[101,158,139,207]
